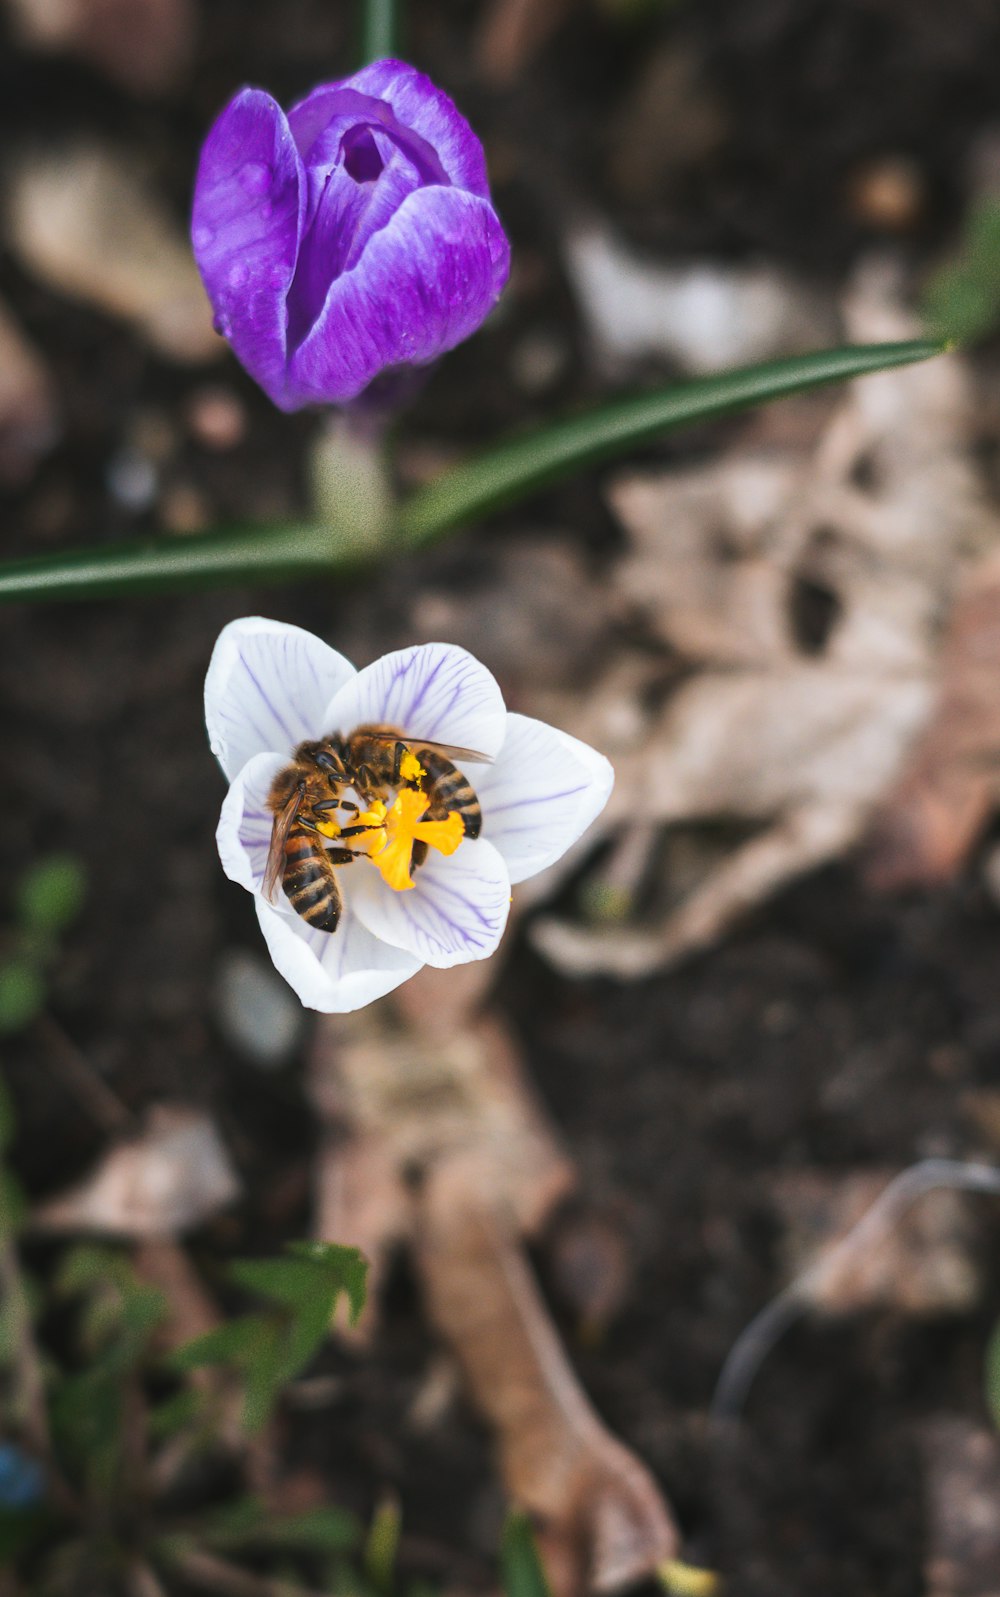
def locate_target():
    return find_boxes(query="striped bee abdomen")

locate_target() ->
[417,749,482,838]
[282,826,343,931]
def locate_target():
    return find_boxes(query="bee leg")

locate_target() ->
[354,764,382,802]
[312,798,343,813]
[325,848,362,864]
[337,822,382,840]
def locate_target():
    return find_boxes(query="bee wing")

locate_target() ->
[412,740,494,765]
[263,788,303,903]
[349,725,493,766]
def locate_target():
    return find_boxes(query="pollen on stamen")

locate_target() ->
[364,789,465,893]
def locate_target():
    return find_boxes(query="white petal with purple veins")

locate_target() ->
[255,898,421,1012]
[216,750,287,894]
[349,837,511,968]
[475,713,614,884]
[205,616,357,780]
[321,641,507,758]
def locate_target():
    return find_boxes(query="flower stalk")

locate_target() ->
[309,412,396,559]
[360,0,398,64]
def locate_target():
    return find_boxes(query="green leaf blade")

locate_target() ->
[170,1243,368,1433]
[924,198,1000,346]
[16,856,87,936]
[0,962,45,1037]
[398,339,947,546]
[501,1512,552,1597]
[285,1241,369,1328]
[0,340,945,606]
[196,1498,361,1554]
[0,521,363,607]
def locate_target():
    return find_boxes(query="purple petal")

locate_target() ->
[286,187,510,406]
[477,714,614,885]
[205,617,357,781]
[288,86,450,196]
[321,641,507,759]
[256,898,421,1012]
[192,89,305,411]
[286,128,428,348]
[349,838,511,967]
[295,61,488,196]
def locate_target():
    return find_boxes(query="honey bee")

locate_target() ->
[264,725,490,932]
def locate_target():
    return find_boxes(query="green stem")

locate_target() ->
[360,0,397,63]
[397,339,945,547]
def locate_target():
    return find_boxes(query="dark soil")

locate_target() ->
[3,2,1000,1592]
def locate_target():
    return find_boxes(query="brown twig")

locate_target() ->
[0,1218,80,1517]
[0,1227,49,1456]
[37,1014,133,1134]
[128,1560,170,1597]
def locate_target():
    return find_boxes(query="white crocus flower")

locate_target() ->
[206,617,614,1012]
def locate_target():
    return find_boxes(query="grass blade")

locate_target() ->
[397,338,946,546]
[0,521,366,606]
[0,339,945,606]
[501,1512,552,1597]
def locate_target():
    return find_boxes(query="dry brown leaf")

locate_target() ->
[309,960,575,1341]
[475,0,574,86]
[962,1088,1000,1151]
[6,0,194,93]
[548,1208,634,1342]
[774,1171,982,1318]
[530,262,998,977]
[312,1128,410,1342]
[0,295,58,484]
[417,1158,680,1593]
[920,1417,1000,1597]
[8,145,220,363]
[864,547,1000,889]
[309,977,679,1586]
[533,664,931,978]
[32,1105,240,1237]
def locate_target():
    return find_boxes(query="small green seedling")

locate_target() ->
[0,854,87,1036]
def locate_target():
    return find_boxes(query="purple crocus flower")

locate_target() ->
[191,59,510,412]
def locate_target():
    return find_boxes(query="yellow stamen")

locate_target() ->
[399,748,426,784]
[367,787,465,892]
